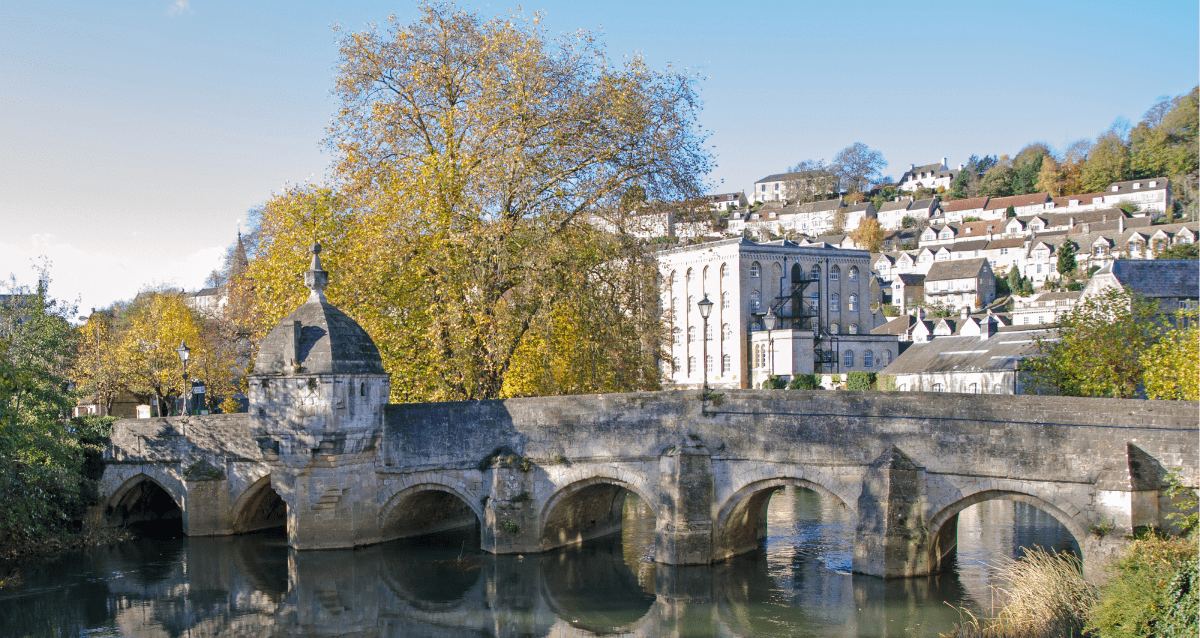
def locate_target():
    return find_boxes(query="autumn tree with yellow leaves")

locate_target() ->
[235,2,710,402]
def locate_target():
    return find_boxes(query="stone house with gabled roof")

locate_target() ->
[1047,192,1106,212]
[880,228,919,251]
[983,193,1050,219]
[898,159,961,192]
[1081,259,1198,318]
[709,191,748,211]
[877,197,915,230]
[939,196,990,224]
[984,237,1027,275]
[891,273,926,314]
[1102,177,1170,214]
[753,171,838,204]
[923,257,996,312]
[1012,290,1081,326]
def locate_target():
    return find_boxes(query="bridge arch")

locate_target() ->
[379,483,483,542]
[540,473,659,552]
[714,476,851,561]
[104,471,185,534]
[230,474,287,533]
[925,488,1089,572]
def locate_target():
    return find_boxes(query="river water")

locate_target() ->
[0,489,1078,637]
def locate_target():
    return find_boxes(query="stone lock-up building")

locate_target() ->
[96,244,1199,581]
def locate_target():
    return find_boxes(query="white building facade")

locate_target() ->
[656,238,898,389]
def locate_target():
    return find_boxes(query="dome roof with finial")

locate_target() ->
[253,243,385,376]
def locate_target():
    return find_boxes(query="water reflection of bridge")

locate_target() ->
[7,488,1081,638]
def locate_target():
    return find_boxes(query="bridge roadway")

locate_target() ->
[98,389,1198,579]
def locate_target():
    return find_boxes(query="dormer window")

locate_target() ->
[1111,185,1120,192]
[1133,183,1141,190]
[1149,180,1158,187]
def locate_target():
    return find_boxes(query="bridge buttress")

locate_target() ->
[853,446,932,578]
[655,439,715,565]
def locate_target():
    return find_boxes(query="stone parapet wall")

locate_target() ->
[385,390,1199,486]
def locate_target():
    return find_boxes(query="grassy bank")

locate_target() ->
[944,534,1198,638]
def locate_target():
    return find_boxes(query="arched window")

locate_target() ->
[849,323,859,334]
[688,295,694,312]
[687,357,696,374]
[702,265,710,288]
[704,323,713,341]
[687,326,696,343]
[830,323,839,334]
[932,383,944,392]
[673,327,681,345]
[843,350,854,368]
[830,265,840,281]
[750,290,761,311]
[671,270,678,286]
[810,291,819,309]
[721,292,730,309]
[993,384,1002,394]
[721,354,731,374]
[810,265,820,280]
[721,263,729,278]
[848,266,859,281]
[863,350,873,367]
[848,294,858,311]
[721,324,731,341]
[969,382,979,394]
[671,358,680,373]
[750,262,761,278]
[883,350,892,365]
[671,297,678,314]
[685,268,693,283]
[705,355,713,374]
[831,293,840,312]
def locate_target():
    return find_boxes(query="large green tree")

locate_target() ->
[241,2,710,402]
[1024,287,1160,398]
[1079,131,1132,192]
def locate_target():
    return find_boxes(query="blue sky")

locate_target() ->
[2,0,1197,315]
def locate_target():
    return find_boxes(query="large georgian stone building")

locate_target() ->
[656,238,898,389]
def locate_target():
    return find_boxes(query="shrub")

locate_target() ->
[764,375,787,389]
[846,371,876,391]
[882,305,900,317]
[789,374,819,390]
[1088,535,1198,638]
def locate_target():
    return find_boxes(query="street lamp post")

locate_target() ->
[175,340,190,416]
[697,294,713,393]
[763,306,778,380]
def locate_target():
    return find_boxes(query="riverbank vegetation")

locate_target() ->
[0,280,121,565]
[946,480,1199,638]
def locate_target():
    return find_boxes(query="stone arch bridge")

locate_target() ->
[100,390,1198,579]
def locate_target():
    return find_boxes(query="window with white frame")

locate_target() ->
[688,326,696,342]
[705,355,713,374]
[863,350,873,367]
[673,328,681,345]
[830,323,839,334]
[687,357,696,374]
[722,292,730,309]
[810,265,820,279]
[831,293,840,312]
[843,350,854,368]
[672,358,679,373]
[750,262,760,277]
[848,294,858,311]
[848,266,858,281]
[830,266,839,281]
[882,350,891,365]
[721,263,729,278]
[750,290,761,311]
[722,324,731,341]
[849,323,859,334]
[721,354,731,374]
[933,383,943,392]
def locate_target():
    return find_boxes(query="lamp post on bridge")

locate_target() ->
[697,294,713,393]
[175,340,190,416]
[763,306,778,380]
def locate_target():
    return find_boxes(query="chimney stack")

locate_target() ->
[1118,216,1124,233]
[960,305,969,320]
[942,157,948,168]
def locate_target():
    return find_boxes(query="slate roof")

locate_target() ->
[872,315,915,335]
[986,238,1027,250]
[985,193,1050,210]
[798,199,844,213]
[925,258,990,282]
[1051,192,1106,208]
[880,329,1055,375]
[910,198,939,212]
[1105,260,1200,299]
[941,197,990,213]
[948,239,990,253]
[878,199,913,213]
[896,273,926,285]
[1106,177,1169,193]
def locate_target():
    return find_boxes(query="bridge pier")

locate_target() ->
[853,447,935,578]
[655,439,715,565]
